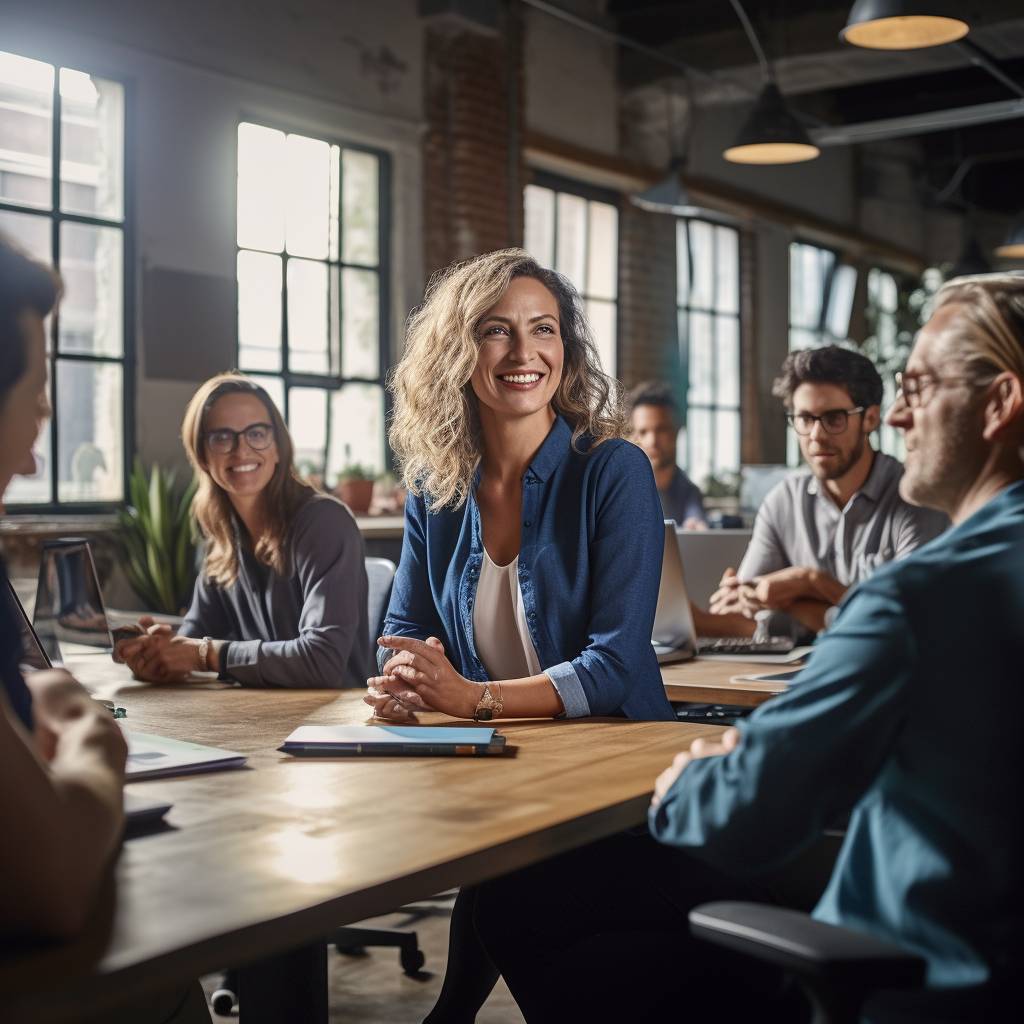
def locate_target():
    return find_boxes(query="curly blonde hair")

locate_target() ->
[389,248,627,509]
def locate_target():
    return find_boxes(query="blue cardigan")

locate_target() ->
[382,416,675,722]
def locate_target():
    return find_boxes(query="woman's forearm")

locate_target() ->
[492,673,565,719]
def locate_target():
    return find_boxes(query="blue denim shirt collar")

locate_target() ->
[526,414,573,483]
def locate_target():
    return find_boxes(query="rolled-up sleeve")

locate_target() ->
[379,490,451,674]
[649,576,912,874]
[225,501,368,688]
[557,442,665,717]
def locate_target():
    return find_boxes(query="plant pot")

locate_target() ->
[335,479,374,514]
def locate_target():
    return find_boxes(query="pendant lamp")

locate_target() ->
[840,1,968,50]
[723,83,820,164]
[722,0,820,165]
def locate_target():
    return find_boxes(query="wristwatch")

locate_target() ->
[197,636,213,671]
[473,683,504,721]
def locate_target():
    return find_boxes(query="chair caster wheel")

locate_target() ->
[401,948,426,975]
[211,987,237,1016]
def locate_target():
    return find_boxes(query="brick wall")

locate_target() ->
[617,203,680,391]
[422,8,524,280]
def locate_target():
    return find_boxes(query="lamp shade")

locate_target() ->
[840,1,968,50]
[995,220,1024,260]
[723,83,820,165]
[630,159,709,217]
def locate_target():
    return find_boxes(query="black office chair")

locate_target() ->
[689,902,927,1024]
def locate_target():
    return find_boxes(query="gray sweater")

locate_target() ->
[180,494,369,688]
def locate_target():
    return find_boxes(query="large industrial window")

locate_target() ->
[0,50,129,508]
[523,174,619,376]
[235,122,389,480]
[863,267,906,460]
[677,219,741,490]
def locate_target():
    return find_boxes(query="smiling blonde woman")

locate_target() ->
[368,248,675,1024]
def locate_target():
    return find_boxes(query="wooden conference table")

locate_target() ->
[661,656,794,708]
[0,654,724,1024]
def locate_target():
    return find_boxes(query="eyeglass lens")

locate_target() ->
[790,410,851,435]
[207,424,274,453]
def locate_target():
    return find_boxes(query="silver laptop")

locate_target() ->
[652,520,699,665]
[32,538,114,665]
[676,528,752,609]
[652,520,795,663]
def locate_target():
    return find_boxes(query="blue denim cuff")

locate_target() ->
[544,661,591,719]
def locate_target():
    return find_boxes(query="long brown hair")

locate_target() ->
[389,248,626,510]
[181,372,315,586]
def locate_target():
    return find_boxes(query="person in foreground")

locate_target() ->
[479,273,1024,1022]
[628,380,707,528]
[709,345,947,637]
[0,236,209,1022]
[118,373,369,689]
[369,248,674,1022]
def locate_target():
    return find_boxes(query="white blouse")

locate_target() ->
[473,549,542,682]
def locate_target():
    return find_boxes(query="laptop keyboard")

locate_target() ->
[696,636,795,656]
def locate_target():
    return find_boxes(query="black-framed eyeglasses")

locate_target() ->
[204,422,275,454]
[786,407,865,436]
[894,371,981,410]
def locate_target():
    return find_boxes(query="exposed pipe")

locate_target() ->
[954,39,1024,101]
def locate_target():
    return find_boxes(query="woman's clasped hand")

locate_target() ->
[364,635,484,722]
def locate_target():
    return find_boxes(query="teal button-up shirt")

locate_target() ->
[650,480,1024,1007]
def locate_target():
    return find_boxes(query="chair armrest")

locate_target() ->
[689,902,926,991]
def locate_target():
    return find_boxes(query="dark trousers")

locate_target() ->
[473,831,829,1024]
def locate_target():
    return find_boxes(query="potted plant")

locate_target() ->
[334,464,375,514]
[116,460,199,615]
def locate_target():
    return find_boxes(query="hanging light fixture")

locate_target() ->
[722,0,820,165]
[632,77,732,219]
[631,157,710,217]
[995,220,1024,260]
[723,83,820,164]
[840,1,968,50]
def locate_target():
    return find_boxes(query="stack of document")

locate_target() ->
[124,730,247,780]
[279,724,507,757]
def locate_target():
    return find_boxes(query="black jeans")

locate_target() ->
[473,831,822,1024]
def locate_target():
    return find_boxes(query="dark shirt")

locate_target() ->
[659,467,707,527]
[180,495,370,688]
[0,561,33,729]
[651,480,1024,1013]
[383,416,675,722]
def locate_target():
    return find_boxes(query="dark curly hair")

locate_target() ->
[772,345,883,410]
[0,234,60,406]
[627,380,678,420]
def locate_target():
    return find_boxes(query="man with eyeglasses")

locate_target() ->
[710,345,947,637]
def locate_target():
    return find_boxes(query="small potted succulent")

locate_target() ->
[334,463,375,514]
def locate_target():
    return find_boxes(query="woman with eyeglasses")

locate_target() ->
[118,372,369,688]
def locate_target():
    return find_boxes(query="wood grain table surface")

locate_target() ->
[662,656,798,707]
[0,654,724,1022]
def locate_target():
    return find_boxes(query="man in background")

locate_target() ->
[628,381,707,529]
[710,345,947,636]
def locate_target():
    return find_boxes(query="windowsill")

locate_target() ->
[0,513,121,536]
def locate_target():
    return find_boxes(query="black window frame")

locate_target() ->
[1,50,135,515]
[233,118,392,478]
[676,216,743,486]
[524,169,621,377]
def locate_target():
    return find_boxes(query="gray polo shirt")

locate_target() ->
[738,452,949,589]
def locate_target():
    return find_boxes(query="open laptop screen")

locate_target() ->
[32,540,113,663]
[4,578,52,672]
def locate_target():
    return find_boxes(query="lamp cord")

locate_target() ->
[728,0,773,82]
